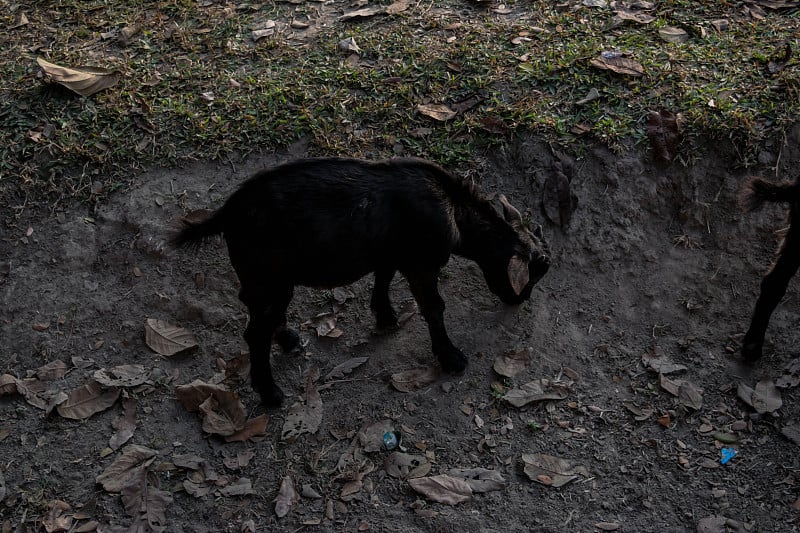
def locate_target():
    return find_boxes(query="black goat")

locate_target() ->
[173,157,551,406]
[740,176,800,361]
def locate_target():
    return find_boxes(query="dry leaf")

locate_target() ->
[658,26,689,43]
[57,381,120,420]
[390,366,440,392]
[338,36,360,53]
[385,452,431,480]
[776,357,800,388]
[357,419,396,453]
[281,367,323,440]
[386,0,409,14]
[590,54,644,76]
[198,394,248,436]
[37,360,68,381]
[543,152,575,229]
[324,356,369,381]
[274,475,300,518]
[641,346,686,374]
[737,380,782,414]
[614,7,655,24]
[0,374,18,396]
[493,348,532,378]
[521,453,588,487]
[144,318,198,356]
[37,57,121,97]
[42,500,72,533]
[417,103,457,121]
[120,468,172,529]
[408,475,472,505]
[219,477,255,496]
[96,444,158,492]
[659,375,703,409]
[504,379,568,407]
[339,6,385,21]
[308,312,343,338]
[768,40,791,74]
[175,380,232,411]
[94,365,149,387]
[646,110,680,162]
[448,468,506,493]
[109,398,137,450]
[225,414,269,442]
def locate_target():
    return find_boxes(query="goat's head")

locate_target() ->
[479,194,550,305]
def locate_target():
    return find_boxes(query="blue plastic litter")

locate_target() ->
[720,447,737,465]
[383,431,399,451]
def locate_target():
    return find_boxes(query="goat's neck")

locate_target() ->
[452,205,501,261]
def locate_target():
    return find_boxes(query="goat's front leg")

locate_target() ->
[405,269,468,373]
[371,268,398,329]
[240,284,294,407]
[743,234,800,360]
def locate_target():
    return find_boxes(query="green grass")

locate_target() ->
[0,1,797,203]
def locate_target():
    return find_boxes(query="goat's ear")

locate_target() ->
[508,255,530,296]
[498,194,524,228]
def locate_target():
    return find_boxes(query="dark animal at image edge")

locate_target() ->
[172,157,551,407]
[740,175,800,361]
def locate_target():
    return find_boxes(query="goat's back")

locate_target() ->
[218,158,465,286]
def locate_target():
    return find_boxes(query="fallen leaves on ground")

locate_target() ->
[646,110,681,163]
[94,364,149,388]
[306,312,343,338]
[641,345,686,374]
[659,374,703,410]
[56,381,120,420]
[96,445,159,492]
[385,452,431,480]
[144,318,198,356]
[225,414,269,443]
[738,379,782,414]
[120,468,172,531]
[109,397,137,450]
[521,453,589,487]
[36,360,68,381]
[447,468,506,493]
[408,474,473,505]
[358,419,396,453]
[41,500,72,533]
[324,356,369,381]
[175,380,247,436]
[590,53,644,76]
[493,348,532,378]
[542,151,576,229]
[658,26,689,43]
[274,475,300,518]
[504,379,569,407]
[36,57,121,97]
[282,367,323,441]
[390,366,440,392]
[417,103,457,121]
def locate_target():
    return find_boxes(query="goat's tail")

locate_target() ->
[171,208,227,249]
[739,177,800,213]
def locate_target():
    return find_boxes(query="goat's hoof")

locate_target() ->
[375,311,399,330]
[275,328,301,352]
[741,342,763,362]
[439,349,468,374]
[258,386,285,408]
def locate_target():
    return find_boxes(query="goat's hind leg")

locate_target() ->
[240,284,294,407]
[371,268,399,329]
[743,224,800,361]
[405,269,468,373]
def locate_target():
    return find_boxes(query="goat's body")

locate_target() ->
[175,157,550,406]
[741,177,800,360]
[206,159,461,288]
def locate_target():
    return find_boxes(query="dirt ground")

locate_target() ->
[2,126,800,532]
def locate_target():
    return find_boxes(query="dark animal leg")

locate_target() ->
[743,226,800,361]
[240,284,294,407]
[275,321,300,352]
[371,268,398,329]
[405,269,468,373]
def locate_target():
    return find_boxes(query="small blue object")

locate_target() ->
[602,51,622,59]
[720,447,737,465]
[383,431,398,451]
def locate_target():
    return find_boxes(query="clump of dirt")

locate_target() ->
[2,127,800,532]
